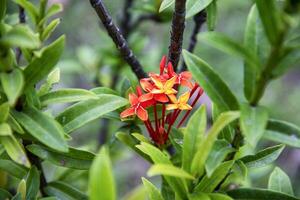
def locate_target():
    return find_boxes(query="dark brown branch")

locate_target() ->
[168,0,187,71]
[179,11,206,72]
[16,6,26,63]
[90,0,147,79]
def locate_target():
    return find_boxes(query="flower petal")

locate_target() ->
[168,94,178,103]
[129,93,139,105]
[165,76,177,90]
[179,104,192,110]
[154,94,169,103]
[139,93,153,102]
[181,71,192,79]
[151,76,164,89]
[140,78,154,92]
[120,107,135,118]
[160,56,167,75]
[166,104,178,110]
[179,92,190,104]
[136,106,148,121]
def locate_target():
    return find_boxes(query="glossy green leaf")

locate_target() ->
[25,166,40,200]
[56,94,128,133]
[268,167,294,196]
[194,161,234,192]
[45,3,63,19]
[7,114,24,134]
[11,107,68,152]
[240,144,285,168]
[240,103,268,147]
[263,119,300,148]
[186,0,212,18]
[159,0,174,12]
[148,164,195,180]
[41,18,61,41]
[0,123,11,136]
[191,111,240,176]
[24,35,65,89]
[17,179,26,200]
[182,105,206,172]
[244,5,258,100]
[142,177,164,200]
[90,87,119,96]
[1,69,24,105]
[40,88,98,105]
[44,181,87,200]
[206,0,217,31]
[0,188,12,200]
[0,102,9,123]
[0,159,27,178]
[26,144,94,170]
[227,188,299,200]
[13,0,38,24]
[89,146,116,200]
[205,139,235,177]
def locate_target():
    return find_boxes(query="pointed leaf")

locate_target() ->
[268,167,294,196]
[1,69,24,105]
[148,164,195,180]
[142,178,164,200]
[0,159,27,178]
[0,102,9,123]
[206,0,217,31]
[186,0,213,18]
[159,0,174,12]
[25,166,40,200]
[44,181,87,200]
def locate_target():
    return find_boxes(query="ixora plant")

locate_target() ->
[0,0,300,199]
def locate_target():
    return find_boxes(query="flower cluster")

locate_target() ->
[120,56,204,145]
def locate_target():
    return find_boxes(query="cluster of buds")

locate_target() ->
[120,56,204,145]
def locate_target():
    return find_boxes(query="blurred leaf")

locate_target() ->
[227,188,299,200]
[183,50,239,111]
[191,111,240,176]
[240,103,268,147]
[142,178,164,200]
[0,0,6,21]
[186,0,212,18]
[13,0,38,24]
[244,5,258,100]
[89,146,116,200]
[182,105,206,172]
[44,181,87,200]
[159,0,174,12]
[17,179,26,200]
[11,106,68,152]
[189,192,210,200]
[56,94,128,133]
[90,87,119,96]
[194,161,234,192]
[0,102,9,123]
[263,119,300,148]
[205,139,235,177]
[131,133,150,143]
[27,144,94,170]
[25,166,40,200]
[42,18,61,41]
[208,193,233,200]
[40,89,98,105]
[0,25,40,48]
[240,144,285,168]
[268,167,294,195]
[0,69,24,106]
[148,164,195,180]
[43,3,63,21]
[0,123,11,136]
[38,68,60,96]
[123,185,147,200]
[206,0,217,31]
[0,159,27,178]
[25,87,41,109]
[0,188,12,200]
[7,114,25,134]
[24,35,65,90]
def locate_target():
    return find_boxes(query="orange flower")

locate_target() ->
[167,62,193,88]
[140,78,169,103]
[166,92,192,110]
[151,76,177,96]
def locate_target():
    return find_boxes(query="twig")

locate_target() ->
[179,11,206,72]
[168,0,187,71]
[90,0,147,79]
[16,6,26,63]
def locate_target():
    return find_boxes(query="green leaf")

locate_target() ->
[183,50,239,111]
[159,0,174,12]
[13,0,38,24]
[0,159,27,179]
[41,18,61,41]
[40,89,98,105]
[7,114,24,134]
[240,144,285,168]
[148,164,195,180]
[205,139,235,177]
[255,0,283,45]
[240,104,268,147]
[26,144,94,170]
[24,35,65,89]
[25,166,40,200]
[90,87,119,96]
[123,185,147,200]
[17,179,26,200]
[0,123,11,136]
[0,103,9,123]
[0,25,40,48]
[131,133,150,143]
[182,105,206,172]
[0,188,12,200]
[45,3,63,19]
[268,167,294,196]
[244,5,258,100]
[208,193,233,200]
[191,111,240,176]
[89,146,116,200]
[227,188,299,200]
[189,192,211,200]
[11,107,68,152]
[194,161,234,193]
[0,0,6,21]
[206,0,217,31]
[142,177,164,200]
[56,94,128,133]
[186,0,213,18]
[37,68,60,96]
[263,119,300,148]
[1,69,24,106]
[44,181,88,200]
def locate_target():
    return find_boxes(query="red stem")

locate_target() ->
[162,104,166,127]
[154,103,159,132]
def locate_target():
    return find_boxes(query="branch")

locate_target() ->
[90,0,147,79]
[179,11,206,72]
[168,0,187,71]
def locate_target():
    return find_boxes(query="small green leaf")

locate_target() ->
[90,87,119,96]
[0,123,11,136]
[240,144,285,168]
[186,0,212,18]
[142,177,164,200]
[56,94,128,133]
[268,167,294,196]
[0,159,27,179]
[7,114,25,134]
[11,107,68,152]
[25,166,40,200]
[0,103,9,123]
[148,164,195,180]
[17,179,26,200]
[1,69,24,106]
[131,133,150,143]
[240,103,268,147]
[13,0,38,24]
[123,185,147,200]
[42,18,61,41]
[206,0,217,31]
[89,146,116,200]
[38,68,60,96]
[45,3,63,19]
[159,0,174,12]
[26,144,94,170]
[40,89,98,105]
[194,161,234,193]
[44,181,87,200]
[227,188,299,200]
